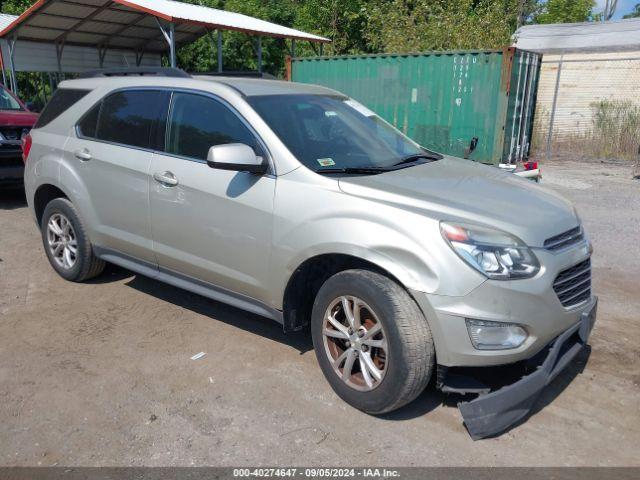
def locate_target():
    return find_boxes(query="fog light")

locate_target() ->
[466,319,528,350]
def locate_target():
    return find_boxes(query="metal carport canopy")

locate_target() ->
[0,0,330,90]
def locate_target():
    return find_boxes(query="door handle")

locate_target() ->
[153,171,179,187]
[74,148,92,161]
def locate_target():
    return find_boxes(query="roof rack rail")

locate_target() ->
[194,71,277,80]
[80,68,191,79]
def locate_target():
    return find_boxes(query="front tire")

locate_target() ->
[41,198,105,282]
[311,270,434,414]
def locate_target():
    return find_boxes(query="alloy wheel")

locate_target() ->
[46,213,78,270]
[322,296,388,391]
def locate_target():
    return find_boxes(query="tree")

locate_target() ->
[623,3,640,18]
[364,0,530,53]
[0,0,32,14]
[294,0,371,55]
[535,0,595,24]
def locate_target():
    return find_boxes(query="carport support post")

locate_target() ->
[168,22,176,68]
[135,48,145,67]
[97,45,108,69]
[217,30,223,73]
[7,35,18,94]
[55,40,65,78]
[1,42,7,89]
[257,36,262,73]
[155,18,177,68]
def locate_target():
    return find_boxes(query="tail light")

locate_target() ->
[523,161,538,171]
[22,133,32,164]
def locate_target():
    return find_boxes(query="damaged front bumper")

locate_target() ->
[457,297,598,440]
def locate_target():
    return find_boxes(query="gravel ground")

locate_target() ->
[0,160,638,467]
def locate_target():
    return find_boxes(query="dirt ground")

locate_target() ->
[0,160,638,467]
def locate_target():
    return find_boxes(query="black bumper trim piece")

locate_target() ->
[458,297,598,440]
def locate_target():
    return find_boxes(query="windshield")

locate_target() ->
[0,86,23,111]
[248,94,426,172]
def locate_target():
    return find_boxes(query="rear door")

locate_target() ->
[148,91,276,303]
[65,89,170,264]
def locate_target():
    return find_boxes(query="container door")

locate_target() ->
[503,51,541,164]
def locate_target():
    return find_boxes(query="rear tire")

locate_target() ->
[41,198,105,282]
[311,269,434,414]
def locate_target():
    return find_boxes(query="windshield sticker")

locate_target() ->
[325,111,338,117]
[344,99,377,118]
[317,158,336,167]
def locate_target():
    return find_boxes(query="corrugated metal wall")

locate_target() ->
[0,39,161,73]
[533,50,640,154]
[502,50,541,164]
[291,49,540,165]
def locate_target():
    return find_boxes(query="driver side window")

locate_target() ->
[166,92,257,162]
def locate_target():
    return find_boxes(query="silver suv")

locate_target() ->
[24,69,597,439]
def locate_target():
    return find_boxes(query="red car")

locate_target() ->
[0,83,39,186]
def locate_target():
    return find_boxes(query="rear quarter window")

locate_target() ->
[34,89,91,128]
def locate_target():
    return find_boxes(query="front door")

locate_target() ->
[149,91,275,303]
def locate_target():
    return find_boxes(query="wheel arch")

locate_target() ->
[33,183,70,227]
[282,253,411,333]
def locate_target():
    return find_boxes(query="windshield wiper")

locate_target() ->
[315,167,389,175]
[393,152,443,167]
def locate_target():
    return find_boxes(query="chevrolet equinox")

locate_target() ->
[23,69,597,439]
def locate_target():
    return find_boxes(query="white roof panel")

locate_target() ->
[0,13,15,31]
[0,0,330,49]
[513,18,640,53]
[119,0,329,42]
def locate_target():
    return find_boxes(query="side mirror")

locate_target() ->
[206,143,267,175]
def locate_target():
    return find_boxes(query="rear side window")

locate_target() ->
[78,90,169,150]
[35,88,90,128]
[166,92,257,161]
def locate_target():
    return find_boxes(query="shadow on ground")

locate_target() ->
[0,186,26,210]
[97,264,315,355]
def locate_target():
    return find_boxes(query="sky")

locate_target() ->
[595,0,638,19]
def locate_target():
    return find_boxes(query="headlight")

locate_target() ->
[440,221,540,280]
[466,319,528,350]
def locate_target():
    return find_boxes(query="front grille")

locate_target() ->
[544,226,584,251]
[0,126,31,142]
[553,258,591,308]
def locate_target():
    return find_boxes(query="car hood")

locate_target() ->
[338,156,579,248]
[0,110,39,127]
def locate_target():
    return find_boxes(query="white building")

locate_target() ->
[512,18,640,155]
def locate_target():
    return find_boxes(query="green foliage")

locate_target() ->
[623,3,640,18]
[0,0,32,15]
[364,0,530,53]
[175,0,370,74]
[0,0,601,84]
[535,0,595,24]
[590,100,640,159]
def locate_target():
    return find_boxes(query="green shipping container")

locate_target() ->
[290,48,541,165]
